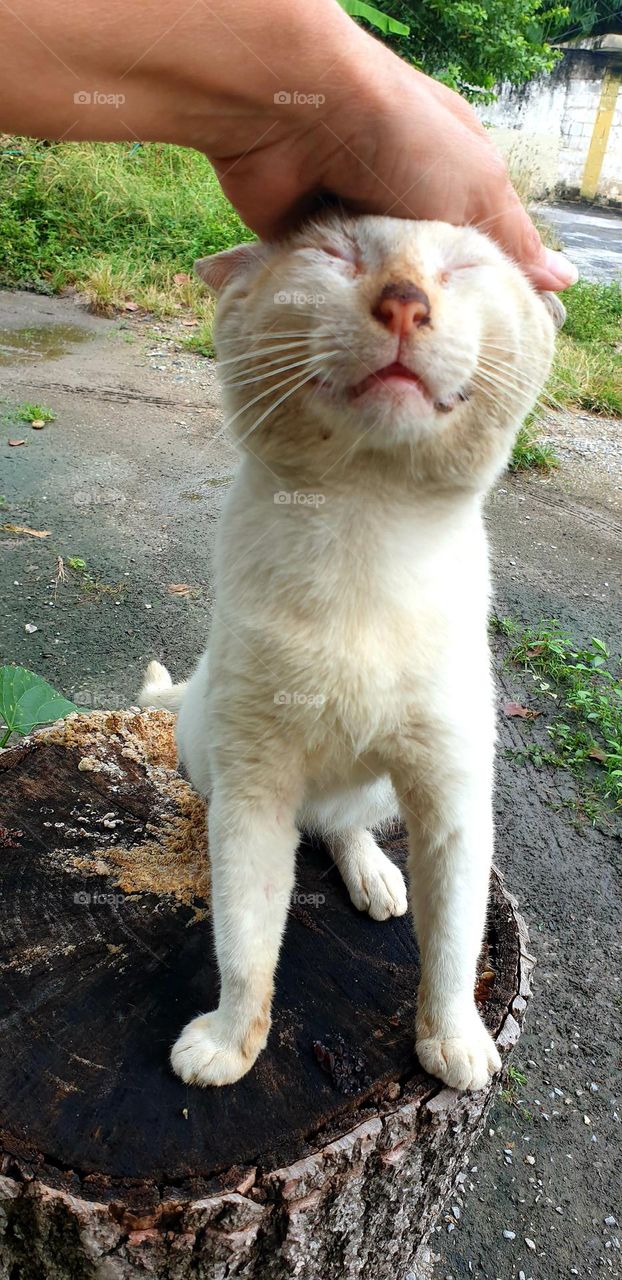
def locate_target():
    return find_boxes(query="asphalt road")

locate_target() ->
[536,201,622,284]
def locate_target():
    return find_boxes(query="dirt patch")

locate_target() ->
[39,709,210,910]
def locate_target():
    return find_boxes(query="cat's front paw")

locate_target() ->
[171,1010,268,1087]
[416,1013,501,1092]
[346,841,408,921]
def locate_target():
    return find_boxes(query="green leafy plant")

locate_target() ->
[506,621,622,805]
[510,420,559,473]
[15,401,56,424]
[0,666,79,747]
[369,0,568,98]
[339,0,409,35]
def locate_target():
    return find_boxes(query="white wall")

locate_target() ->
[477,52,622,205]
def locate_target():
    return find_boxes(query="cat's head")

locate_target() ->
[197,215,561,487]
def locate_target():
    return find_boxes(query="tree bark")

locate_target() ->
[0,711,533,1280]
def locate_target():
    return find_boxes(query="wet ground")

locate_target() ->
[536,202,622,284]
[0,291,620,1280]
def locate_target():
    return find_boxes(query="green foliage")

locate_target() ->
[562,279,622,344]
[508,621,622,805]
[550,281,622,416]
[0,666,79,747]
[365,0,569,97]
[339,0,409,34]
[510,420,559,472]
[543,0,622,40]
[15,402,56,424]
[0,140,249,302]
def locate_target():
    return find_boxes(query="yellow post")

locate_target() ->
[581,66,622,201]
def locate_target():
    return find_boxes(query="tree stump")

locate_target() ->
[0,711,533,1280]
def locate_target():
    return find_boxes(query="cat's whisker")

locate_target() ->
[222,351,340,389]
[217,339,310,366]
[214,365,323,441]
[478,357,565,412]
[218,331,314,347]
[473,369,556,423]
[236,369,320,446]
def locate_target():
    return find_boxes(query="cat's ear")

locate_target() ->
[540,291,566,331]
[194,243,266,295]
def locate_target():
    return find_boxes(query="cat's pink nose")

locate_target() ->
[373,281,431,336]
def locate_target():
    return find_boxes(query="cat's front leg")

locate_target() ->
[171,771,301,1087]
[397,748,502,1092]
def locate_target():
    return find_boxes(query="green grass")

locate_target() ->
[509,419,558,473]
[15,402,56,424]
[0,138,249,315]
[510,279,622,471]
[494,617,622,808]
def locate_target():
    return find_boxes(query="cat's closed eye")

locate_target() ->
[439,264,480,285]
[314,242,360,272]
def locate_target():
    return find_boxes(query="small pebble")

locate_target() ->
[583,1114,591,1125]
[24,622,38,634]
[503,1230,515,1240]
[525,1238,536,1250]
[604,1216,618,1227]
[525,1155,536,1165]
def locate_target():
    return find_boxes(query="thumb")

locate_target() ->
[488,186,578,292]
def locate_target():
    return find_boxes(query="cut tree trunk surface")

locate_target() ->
[0,712,533,1280]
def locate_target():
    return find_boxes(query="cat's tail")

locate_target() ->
[138,660,187,713]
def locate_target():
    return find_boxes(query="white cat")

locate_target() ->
[139,214,560,1093]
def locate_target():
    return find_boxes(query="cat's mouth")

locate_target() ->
[349,362,431,402]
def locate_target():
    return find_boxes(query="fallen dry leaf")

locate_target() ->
[503,700,542,721]
[525,644,545,658]
[588,745,607,763]
[167,583,198,597]
[124,301,140,312]
[8,438,26,447]
[174,272,191,285]
[181,318,198,327]
[2,523,51,538]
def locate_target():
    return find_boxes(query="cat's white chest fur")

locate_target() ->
[211,459,492,755]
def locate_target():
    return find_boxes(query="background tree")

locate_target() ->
[544,1,622,38]
[345,0,621,98]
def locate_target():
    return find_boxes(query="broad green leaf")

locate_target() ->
[339,0,410,35]
[0,665,79,745]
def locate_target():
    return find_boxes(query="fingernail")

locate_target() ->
[544,249,579,286]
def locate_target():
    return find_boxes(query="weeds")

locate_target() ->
[509,420,559,473]
[500,1064,530,1113]
[510,278,622,470]
[66,556,123,601]
[497,619,622,806]
[15,402,56,424]
[0,139,249,314]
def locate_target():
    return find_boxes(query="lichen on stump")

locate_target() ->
[0,711,533,1280]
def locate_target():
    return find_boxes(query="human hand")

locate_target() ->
[0,0,576,292]
[207,15,576,293]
